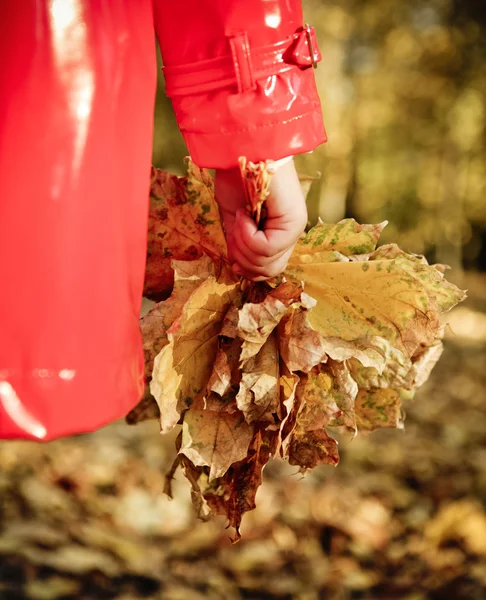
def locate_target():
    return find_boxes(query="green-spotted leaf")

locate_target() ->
[290,219,386,261]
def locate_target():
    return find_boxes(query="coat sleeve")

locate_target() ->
[0,1,156,440]
[153,0,327,169]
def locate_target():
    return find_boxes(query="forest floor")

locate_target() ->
[1,275,486,600]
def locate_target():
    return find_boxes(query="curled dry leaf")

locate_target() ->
[127,159,465,540]
[236,333,280,424]
[236,280,303,363]
[278,308,329,373]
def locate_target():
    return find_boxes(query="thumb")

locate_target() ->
[235,207,259,241]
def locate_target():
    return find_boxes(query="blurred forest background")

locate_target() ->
[1,1,486,599]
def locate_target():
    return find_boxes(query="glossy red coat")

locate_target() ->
[0,0,326,440]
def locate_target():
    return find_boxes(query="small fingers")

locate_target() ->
[235,209,306,258]
[231,245,294,281]
[228,231,290,268]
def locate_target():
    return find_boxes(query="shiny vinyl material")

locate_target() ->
[156,0,327,168]
[0,1,325,440]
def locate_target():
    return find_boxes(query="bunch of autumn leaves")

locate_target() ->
[128,160,465,539]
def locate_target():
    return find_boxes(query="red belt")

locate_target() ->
[163,25,321,97]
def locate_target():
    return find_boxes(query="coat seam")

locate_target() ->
[179,109,319,136]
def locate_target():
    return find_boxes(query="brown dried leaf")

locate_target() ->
[284,370,342,470]
[238,158,272,226]
[207,337,243,398]
[277,364,300,455]
[294,370,342,432]
[236,333,279,424]
[125,386,160,425]
[179,457,213,521]
[237,281,303,363]
[288,429,339,470]
[278,308,329,372]
[180,408,253,482]
[218,429,276,541]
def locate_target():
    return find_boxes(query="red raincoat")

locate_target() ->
[0,1,326,440]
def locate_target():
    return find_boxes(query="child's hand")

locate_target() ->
[215,159,307,281]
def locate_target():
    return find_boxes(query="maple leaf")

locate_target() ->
[238,158,272,226]
[405,342,444,389]
[144,161,227,300]
[127,256,217,426]
[285,254,463,357]
[293,370,342,432]
[151,276,239,433]
[282,369,344,468]
[180,408,253,481]
[178,457,213,521]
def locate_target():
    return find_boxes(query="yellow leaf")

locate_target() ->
[294,370,341,432]
[406,342,444,389]
[151,277,239,433]
[290,250,351,265]
[354,388,403,431]
[347,341,411,390]
[141,256,216,380]
[184,160,228,259]
[180,408,253,482]
[285,256,456,357]
[276,364,299,455]
[291,219,386,261]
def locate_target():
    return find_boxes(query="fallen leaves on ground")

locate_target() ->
[2,335,486,599]
[129,160,466,539]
